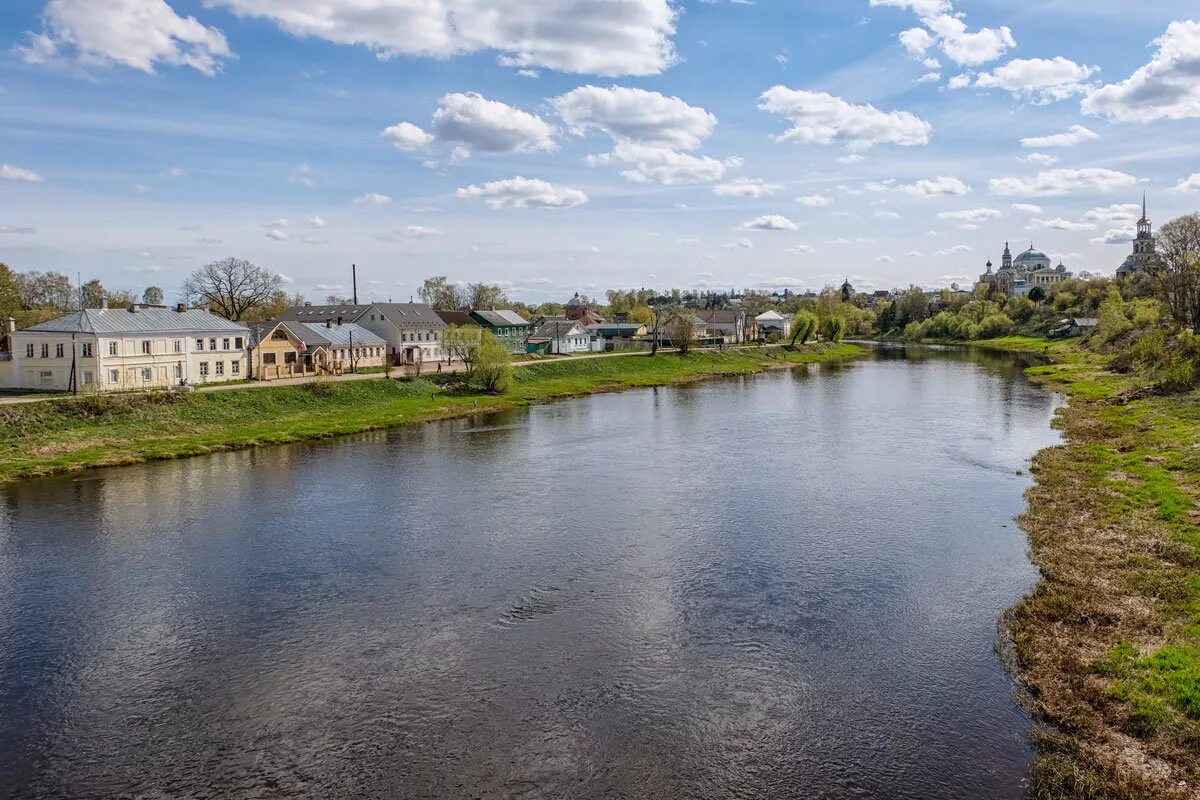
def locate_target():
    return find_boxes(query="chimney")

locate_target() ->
[176,302,188,313]
[304,301,313,307]
[326,318,333,328]
[6,317,15,335]
[336,316,343,326]
[127,304,138,313]
[101,297,108,310]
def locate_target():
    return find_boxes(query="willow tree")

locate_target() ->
[473,331,512,393]
[789,310,817,347]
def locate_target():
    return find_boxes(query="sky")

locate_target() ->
[1,0,1199,303]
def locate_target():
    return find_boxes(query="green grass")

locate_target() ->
[0,344,859,483]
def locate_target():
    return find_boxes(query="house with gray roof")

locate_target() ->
[469,309,533,354]
[0,303,250,392]
[247,319,387,379]
[527,319,591,355]
[279,302,447,365]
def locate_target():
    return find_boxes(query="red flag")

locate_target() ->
[298,340,308,353]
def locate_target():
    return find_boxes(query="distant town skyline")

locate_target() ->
[2,0,1199,301]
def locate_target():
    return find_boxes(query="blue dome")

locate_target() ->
[1014,248,1048,263]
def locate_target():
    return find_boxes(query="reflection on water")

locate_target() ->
[0,345,1061,799]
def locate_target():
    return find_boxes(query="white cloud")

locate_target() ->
[0,225,36,234]
[1019,152,1058,166]
[989,168,1137,197]
[19,0,232,75]
[878,175,971,196]
[838,154,866,164]
[378,225,444,241]
[1082,20,1200,122]
[973,57,1098,103]
[553,85,716,150]
[0,164,42,182]
[205,0,678,76]
[935,244,973,255]
[723,237,754,249]
[1175,173,1200,192]
[1019,124,1098,148]
[383,93,555,160]
[923,14,1015,66]
[788,244,815,254]
[1011,203,1042,214]
[739,214,798,231]
[936,207,1001,222]
[874,210,901,219]
[456,176,588,209]
[380,121,435,151]
[353,192,392,205]
[1084,203,1141,224]
[589,141,738,184]
[917,71,941,83]
[713,177,782,198]
[266,229,289,241]
[306,215,327,228]
[870,0,952,16]
[899,27,937,57]
[796,194,833,207]
[160,166,184,177]
[947,72,972,89]
[875,255,893,263]
[1091,229,1136,245]
[759,86,932,150]
[1027,217,1096,231]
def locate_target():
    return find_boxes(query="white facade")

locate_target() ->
[755,311,792,337]
[2,307,250,392]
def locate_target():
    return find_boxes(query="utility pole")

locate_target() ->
[349,328,355,373]
[69,332,77,395]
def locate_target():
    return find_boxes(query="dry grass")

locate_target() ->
[1002,342,1200,799]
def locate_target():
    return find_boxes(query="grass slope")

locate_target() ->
[976,337,1200,799]
[0,344,858,483]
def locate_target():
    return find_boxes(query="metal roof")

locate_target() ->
[279,303,446,329]
[532,320,588,338]
[22,307,249,335]
[472,309,530,327]
[433,310,478,327]
[297,322,386,347]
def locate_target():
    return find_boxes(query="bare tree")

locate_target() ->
[1157,213,1200,333]
[466,282,508,310]
[418,276,465,310]
[181,257,283,320]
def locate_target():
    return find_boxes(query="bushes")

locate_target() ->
[473,330,513,394]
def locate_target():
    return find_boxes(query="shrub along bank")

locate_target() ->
[0,344,858,484]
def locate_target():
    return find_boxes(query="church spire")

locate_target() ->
[1138,193,1152,238]
[1002,241,1012,270]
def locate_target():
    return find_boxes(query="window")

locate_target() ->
[222,338,230,350]
[82,371,94,385]
[173,364,182,380]
[109,341,118,356]
[141,340,151,355]
[40,344,49,358]
[55,343,64,358]
[173,340,182,353]
[234,337,243,350]
[109,369,120,383]
[215,361,224,376]
[199,362,209,377]
[231,361,240,376]
[284,352,297,364]
[196,338,204,351]
[209,338,217,351]
[25,343,33,358]
[38,371,53,386]
[81,343,92,357]
[141,368,152,381]
[262,353,277,365]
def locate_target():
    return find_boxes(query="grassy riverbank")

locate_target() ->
[963,336,1200,798]
[0,344,857,484]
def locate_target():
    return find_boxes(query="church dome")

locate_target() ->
[1014,248,1048,263]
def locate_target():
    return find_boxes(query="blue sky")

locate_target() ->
[1,0,1199,303]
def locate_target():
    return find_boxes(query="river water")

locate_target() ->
[0,345,1061,799]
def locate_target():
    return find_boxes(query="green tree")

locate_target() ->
[821,315,847,343]
[80,279,106,308]
[0,263,22,321]
[473,330,512,393]
[789,310,818,347]
[142,286,164,305]
[1028,286,1046,303]
[895,286,930,327]
[466,282,508,310]
[18,271,74,311]
[418,276,465,310]
[673,314,696,354]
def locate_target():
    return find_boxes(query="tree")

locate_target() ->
[673,314,696,354]
[895,286,930,327]
[418,276,464,310]
[473,330,512,393]
[648,296,680,355]
[444,324,483,372]
[142,286,164,305]
[821,315,847,343]
[1157,213,1200,333]
[789,310,818,347]
[1028,286,1046,303]
[181,257,283,320]
[18,271,74,312]
[466,282,508,310]
[0,263,24,321]
[80,279,106,308]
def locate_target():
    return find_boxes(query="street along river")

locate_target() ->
[0,344,1061,799]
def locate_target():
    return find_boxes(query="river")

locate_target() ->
[0,344,1061,799]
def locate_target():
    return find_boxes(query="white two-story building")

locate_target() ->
[0,304,250,392]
